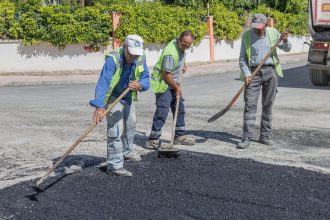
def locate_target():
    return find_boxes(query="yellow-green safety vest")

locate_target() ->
[240,27,283,81]
[151,39,180,93]
[104,47,145,105]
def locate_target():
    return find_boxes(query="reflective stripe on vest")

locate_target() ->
[240,27,283,81]
[151,39,180,93]
[104,47,145,105]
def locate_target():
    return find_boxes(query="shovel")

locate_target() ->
[207,39,282,123]
[32,87,131,192]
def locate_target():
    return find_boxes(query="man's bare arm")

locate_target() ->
[161,71,181,97]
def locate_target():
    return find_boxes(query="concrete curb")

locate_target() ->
[0,53,308,87]
[0,70,100,77]
[0,75,99,87]
[186,53,308,77]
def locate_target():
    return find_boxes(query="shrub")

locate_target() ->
[18,2,112,48]
[210,3,242,41]
[103,2,207,44]
[1,0,309,48]
[0,0,22,39]
[265,0,308,14]
[254,5,308,35]
[287,13,308,35]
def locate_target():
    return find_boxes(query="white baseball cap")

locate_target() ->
[125,35,144,56]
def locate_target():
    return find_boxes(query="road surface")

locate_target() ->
[0,62,329,219]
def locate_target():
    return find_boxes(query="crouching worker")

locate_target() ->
[90,35,150,176]
[147,30,196,149]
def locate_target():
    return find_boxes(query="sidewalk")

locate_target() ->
[0,53,307,87]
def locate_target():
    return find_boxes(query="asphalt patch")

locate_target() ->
[0,151,329,220]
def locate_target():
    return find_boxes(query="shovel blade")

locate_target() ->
[207,108,228,123]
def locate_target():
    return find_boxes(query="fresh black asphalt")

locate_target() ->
[0,151,329,220]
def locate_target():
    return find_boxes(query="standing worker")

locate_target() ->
[147,30,195,149]
[237,14,291,149]
[90,35,150,176]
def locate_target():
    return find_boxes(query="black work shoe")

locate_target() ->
[259,137,273,146]
[237,139,250,149]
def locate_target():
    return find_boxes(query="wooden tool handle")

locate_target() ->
[207,38,282,123]
[36,87,131,187]
[170,95,180,146]
[169,71,184,147]
[226,38,282,110]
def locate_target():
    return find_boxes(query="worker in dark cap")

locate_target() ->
[237,14,291,149]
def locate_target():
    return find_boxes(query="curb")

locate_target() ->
[0,53,308,87]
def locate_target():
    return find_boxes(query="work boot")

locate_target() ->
[124,151,141,161]
[174,135,195,146]
[237,138,250,149]
[107,167,132,177]
[259,137,273,146]
[146,139,160,150]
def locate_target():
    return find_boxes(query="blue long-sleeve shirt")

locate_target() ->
[239,29,292,77]
[89,53,150,108]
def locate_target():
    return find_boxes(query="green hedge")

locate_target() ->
[265,0,308,14]
[101,2,207,44]
[254,6,308,35]
[210,4,242,41]
[0,1,22,39]
[18,3,112,48]
[288,13,309,35]
[0,1,309,48]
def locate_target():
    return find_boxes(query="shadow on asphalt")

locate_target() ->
[279,66,330,89]
[234,66,330,89]
[185,130,240,145]
[26,174,69,202]
[50,155,105,176]
[134,130,241,147]
[134,131,148,148]
[1,151,330,219]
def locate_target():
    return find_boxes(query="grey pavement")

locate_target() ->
[1,61,329,190]
[0,53,308,87]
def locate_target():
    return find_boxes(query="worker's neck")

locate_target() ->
[255,29,266,38]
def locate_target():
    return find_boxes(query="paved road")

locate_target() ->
[1,151,330,220]
[0,62,329,219]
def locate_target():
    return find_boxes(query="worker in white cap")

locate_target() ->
[90,35,150,176]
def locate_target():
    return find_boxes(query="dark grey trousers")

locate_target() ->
[243,66,278,140]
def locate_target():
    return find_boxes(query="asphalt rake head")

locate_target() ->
[157,141,179,158]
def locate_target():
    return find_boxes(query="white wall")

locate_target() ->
[0,41,110,73]
[0,35,310,74]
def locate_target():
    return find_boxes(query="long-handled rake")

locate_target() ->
[32,87,131,192]
[157,92,180,158]
[157,72,184,158]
